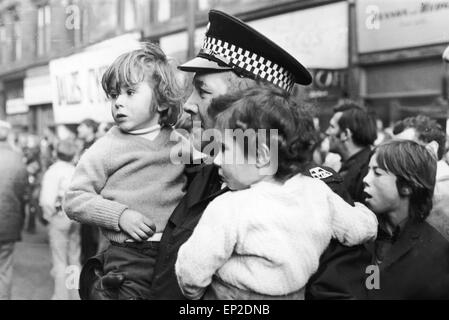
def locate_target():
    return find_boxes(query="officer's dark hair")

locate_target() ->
[80,118,99,134]
[333,100,377,147]
[214,86,318,181]
[392,115,446,160]
[375,140,437,222]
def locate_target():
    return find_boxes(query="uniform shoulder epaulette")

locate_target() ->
[308,166,334,180]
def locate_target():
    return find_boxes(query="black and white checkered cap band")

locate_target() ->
[200,36,295,92]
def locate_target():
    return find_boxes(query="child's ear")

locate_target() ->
[256,143,271,168]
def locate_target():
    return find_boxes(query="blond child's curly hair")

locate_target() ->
[101,42,184,127]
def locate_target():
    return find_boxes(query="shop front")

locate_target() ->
[24,65,54,136]
[356,0,449,130]
[159,1,349,128]
[4,78,28,131]
[49,32,141,125]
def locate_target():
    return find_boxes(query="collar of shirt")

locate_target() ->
[374,217,408,265]
[378,217,408,242]
[340,147,372,172]
[128,124,161,141]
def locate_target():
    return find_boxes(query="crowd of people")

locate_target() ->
[1,9,449,300]
[0,118,112,300]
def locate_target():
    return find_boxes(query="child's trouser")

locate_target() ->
[80,240,159,300]
[48,215,81,300]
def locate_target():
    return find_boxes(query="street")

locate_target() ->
[11,221,53,300]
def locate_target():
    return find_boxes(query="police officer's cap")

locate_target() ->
[179,10,312,92]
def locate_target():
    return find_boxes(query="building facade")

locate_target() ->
[1,0,448,136]
[355,0,449,130]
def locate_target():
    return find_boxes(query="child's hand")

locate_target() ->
[119,209,156,242]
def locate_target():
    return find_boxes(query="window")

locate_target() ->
[37,4,51,56]
[155,0,190,22]
[123,0,137,30]
[198,0,212,11]
[157,0,171,22]
[0,22,6,64]
[171,0,187,18]
[10,7,21,61]
[86,0,118,43]
[66,0,85,47]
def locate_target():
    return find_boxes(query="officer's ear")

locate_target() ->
[256,143,271,168]
[340,128,352,142]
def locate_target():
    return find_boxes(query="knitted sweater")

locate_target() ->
[175,174,378,299]
[64,126,186,243]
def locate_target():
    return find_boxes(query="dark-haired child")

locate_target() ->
[64,43,187,299]
[175,87,378,300]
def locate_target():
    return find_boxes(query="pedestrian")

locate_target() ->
[23,134,43,234]
[362,140,449,299]
[64,42,187,300]
[148,10,352,300]
[325,100,377,202]
[0,120,29,300]
[75,118,100,265]
[392,115,449,241]
[39,138,80,300]
[175,88,378,300]
[77,119,98,153]
[40,125,58,172]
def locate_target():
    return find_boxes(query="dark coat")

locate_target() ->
[149,163,350,300]
[339,147,372,203]
[367,220,449,299]
[0,142,28,243]
[307,220,449,300]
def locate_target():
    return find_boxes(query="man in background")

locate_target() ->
[0,120,28,299]
[76,119,100,265]
[325,101,377,202]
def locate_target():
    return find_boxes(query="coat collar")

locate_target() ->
[185,164,229,209]
[377,219,422,270]
[169,164,229,227]
[340,147,372,172]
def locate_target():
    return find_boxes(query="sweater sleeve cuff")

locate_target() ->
[93,200,128,232]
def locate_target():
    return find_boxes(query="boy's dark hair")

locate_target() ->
[80,118,98,133]
[392,115,446,160]
[101,42,184,127]
[214,87,318,181]
[375,140,437,222]
[333,100,377,147]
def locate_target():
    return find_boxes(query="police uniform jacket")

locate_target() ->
[149,163,350,299]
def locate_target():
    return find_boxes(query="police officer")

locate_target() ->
[148,10,354,300]
[79,10,351,300]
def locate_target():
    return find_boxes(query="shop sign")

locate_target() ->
[307,69,348,99]
[6,98,29,115]
[49,33,141,124]
[357,0,449,53]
